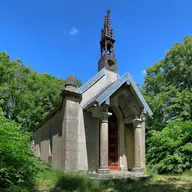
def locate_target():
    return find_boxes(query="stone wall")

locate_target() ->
[84,111,99,171]
[125,123,134,170]
[34,107,63,169]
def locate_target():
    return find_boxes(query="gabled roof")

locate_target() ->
[83,72,153,117]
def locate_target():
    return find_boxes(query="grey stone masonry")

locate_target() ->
[132,117,144,172]
[97,105,110,174]
[64,74,78,92]
[89,171,148,180]
[61,75,82,170]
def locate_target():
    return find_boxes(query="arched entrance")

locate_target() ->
[108,107,118,170]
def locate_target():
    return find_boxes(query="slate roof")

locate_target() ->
[83,72,153,117]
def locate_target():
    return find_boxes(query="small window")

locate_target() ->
[49,128,53,156]
[38,134,41,158]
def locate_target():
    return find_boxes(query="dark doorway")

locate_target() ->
[108,107,118,170]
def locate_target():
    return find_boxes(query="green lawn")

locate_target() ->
[36,169,192,192]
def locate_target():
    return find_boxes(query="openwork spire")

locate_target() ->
[101,10,114,40]
[98,10,117,72]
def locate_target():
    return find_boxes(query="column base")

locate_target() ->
[132,167,144,173]
[97,167,110,174]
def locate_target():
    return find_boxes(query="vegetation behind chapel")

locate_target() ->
[0,52,82,132]
[142,36,192,174]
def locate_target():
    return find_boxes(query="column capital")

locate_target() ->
[141,112,147,121]
[100,112,108,123]
[133,117,142,128]
[100,104,110,122]
[101,104,109,112]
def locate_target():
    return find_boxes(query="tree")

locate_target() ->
[0,52,82,132]
[0,105,41,191]
[142,36,192,132]
[142,36,192,173]
[147,120,192,174]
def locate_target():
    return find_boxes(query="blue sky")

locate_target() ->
[0,0,191,85]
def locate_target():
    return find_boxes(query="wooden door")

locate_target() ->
[108,123,118,170]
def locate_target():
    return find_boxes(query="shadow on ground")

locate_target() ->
[50,175,192,192]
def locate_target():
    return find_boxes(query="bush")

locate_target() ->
[0,115,41,191]
[147,120,192,174]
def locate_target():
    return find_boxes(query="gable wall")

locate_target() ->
[81,70,117,107]
[34,108,64,169]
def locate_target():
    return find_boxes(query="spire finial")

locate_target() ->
[101,9,114,40]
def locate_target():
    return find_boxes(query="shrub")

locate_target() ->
[0,115,41,191]
[147,120,192,174]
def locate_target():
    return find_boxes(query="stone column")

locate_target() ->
[132,117,144,172]
[141,113,146,169]
[97,105,110,174]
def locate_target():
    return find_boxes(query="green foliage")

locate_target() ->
[142,36,192,132]
[147,121,192,174]
[0,52,82,132]
[0,114,42,191]
[142,36,192,174]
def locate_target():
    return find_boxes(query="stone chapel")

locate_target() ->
[34,10,152,174]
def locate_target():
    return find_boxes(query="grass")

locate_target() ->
[36,168,192,192]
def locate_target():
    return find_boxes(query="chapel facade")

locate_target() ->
[34,10,152,174]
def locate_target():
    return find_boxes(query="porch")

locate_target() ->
[87,85,146,174]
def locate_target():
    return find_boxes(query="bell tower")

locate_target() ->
[98,10,117,73]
